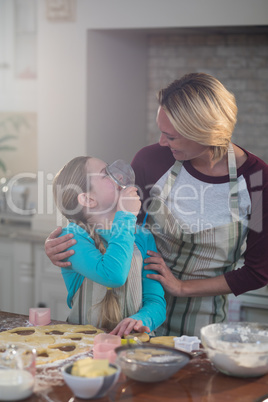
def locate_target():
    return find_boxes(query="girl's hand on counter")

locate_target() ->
[110,318,150,338]
[44,227,76,267]
[144,250,182,296]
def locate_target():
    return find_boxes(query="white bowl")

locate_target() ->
[115,343,191,382]
[62,362,120,399]
[201,322,268,377]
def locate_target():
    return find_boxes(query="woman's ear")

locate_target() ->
[77,193,97,209]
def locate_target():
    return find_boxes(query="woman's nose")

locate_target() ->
[159,133,168,146]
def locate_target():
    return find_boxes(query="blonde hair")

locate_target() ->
[158,72,238,160]
[53,156,122,331]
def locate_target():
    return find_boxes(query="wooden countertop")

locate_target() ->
[1,311,268,402]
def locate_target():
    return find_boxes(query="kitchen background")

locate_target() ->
[0,0,267,322]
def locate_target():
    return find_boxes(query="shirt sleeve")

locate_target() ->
[224,164,268,295]
[61,212,137,306]
[130,228,166,331]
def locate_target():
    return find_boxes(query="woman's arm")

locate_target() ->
[45,227,76,267]
[144,250,232,297]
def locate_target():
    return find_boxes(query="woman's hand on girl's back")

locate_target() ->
[117,186,141,216]
[109,318,149,337]
[44,226,77,267]
[144,250,182,296]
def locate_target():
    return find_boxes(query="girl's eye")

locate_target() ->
[102,169,109,178]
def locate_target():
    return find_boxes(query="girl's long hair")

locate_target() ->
[53,156,122,331]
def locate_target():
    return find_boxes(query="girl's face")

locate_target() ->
[157,106,210,161]
[85,157,119,214]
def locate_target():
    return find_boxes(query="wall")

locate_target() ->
[146,28,268,162]
[34,0,268,229]
[87,30,148,163]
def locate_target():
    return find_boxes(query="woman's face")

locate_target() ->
[157,106,209,161]
[85,158,119,214]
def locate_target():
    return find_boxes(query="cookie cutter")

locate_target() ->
[93,334,121,364]
[173,336,201,353]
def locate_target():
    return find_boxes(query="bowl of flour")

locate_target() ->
[201,322,268,377]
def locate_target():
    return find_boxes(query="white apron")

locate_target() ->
[146,144,248,337]
[67,244,143,329]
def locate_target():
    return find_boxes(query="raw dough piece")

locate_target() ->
[150,336,175,347]
[124,332,150,343]
[0,324,104,366]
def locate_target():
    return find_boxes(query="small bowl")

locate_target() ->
[201,322,268,377]
[115,343,191,383]
[62,362,121,399]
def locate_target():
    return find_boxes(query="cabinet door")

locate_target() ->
[13,241,34,315]
[0,240,13,312]
[34,245,69,321]
[0,0,37,110]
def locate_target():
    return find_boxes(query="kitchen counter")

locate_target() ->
[1,311,268,402]
[0,221,48,243]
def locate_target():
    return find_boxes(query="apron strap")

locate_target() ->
[161,160,182,201]
[227,143,239,221]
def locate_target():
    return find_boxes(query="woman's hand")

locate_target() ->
[144,250,182,297]
[109,318,150,337]
[117,186,141,216]
[44,227,77,267]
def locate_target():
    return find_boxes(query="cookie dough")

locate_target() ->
[124,332,150,343]
[150,336,175,347]
[0,324,104,366]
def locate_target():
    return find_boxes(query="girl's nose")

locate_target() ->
[159,133,168,147]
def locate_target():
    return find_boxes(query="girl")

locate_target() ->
[53,156,166,336]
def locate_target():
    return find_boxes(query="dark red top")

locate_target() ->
[131,143,268,295]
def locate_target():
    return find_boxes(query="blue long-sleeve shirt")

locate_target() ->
[60,211,166,332]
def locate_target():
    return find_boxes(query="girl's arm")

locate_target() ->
[63,212,137,288]
[128,229,166,332]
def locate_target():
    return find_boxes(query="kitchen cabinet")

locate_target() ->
[0,240,13,312]
[228,287,268,323]
[0,0,37,111]
[0,226,69,321]
[34,244,70,321]
[13,241,34,314]
[0,238,34,314]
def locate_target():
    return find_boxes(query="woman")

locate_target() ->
[45,73,268,337]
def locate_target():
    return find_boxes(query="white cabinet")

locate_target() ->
[34,245,70,322]
[228,287,268,324]
[0,238,34,315]
[13,241,34,315]
[0,0,37,111]
[0,233,69,321]
[0,240,13,312]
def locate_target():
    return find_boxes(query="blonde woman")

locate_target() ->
[46,73,268,337]
[52,156,166,336]
[138,72,268,336]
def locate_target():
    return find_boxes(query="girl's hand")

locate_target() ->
[110,318,149,337]
[44,227,76,267]
[117,186,141,216]
[144,250,182,297]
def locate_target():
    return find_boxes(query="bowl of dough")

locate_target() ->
[201,322,268,378]
[62,357,120,399]
[115,343,191,382]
